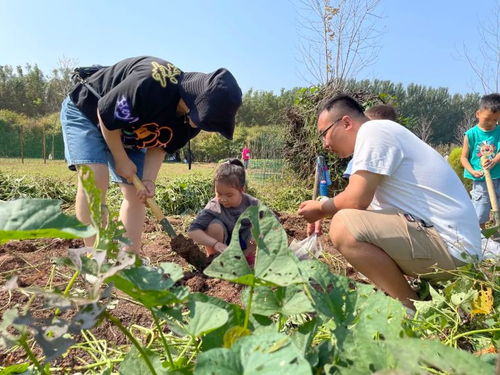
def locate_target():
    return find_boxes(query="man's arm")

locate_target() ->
[298,170,383,222]
[323,170,382,214]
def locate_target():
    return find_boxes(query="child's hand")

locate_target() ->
[214,242,227,253]
[471,170,484,178]
[482,159,497,170]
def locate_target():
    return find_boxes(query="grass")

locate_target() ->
[0,158,217,182]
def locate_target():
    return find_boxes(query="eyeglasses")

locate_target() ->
[318,117,343,142]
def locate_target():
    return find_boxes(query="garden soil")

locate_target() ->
[0,213,359,368]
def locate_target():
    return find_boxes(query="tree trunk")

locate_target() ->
[18,127,24,164]
[42,126,46,164]
[51,133,55,160]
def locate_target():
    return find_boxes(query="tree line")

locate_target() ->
[0,62,484,162]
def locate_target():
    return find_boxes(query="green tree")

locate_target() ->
[0,110,30,163]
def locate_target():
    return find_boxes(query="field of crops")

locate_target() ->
[0,161,498,374]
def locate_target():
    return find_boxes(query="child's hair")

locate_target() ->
[365,104,398,121]
[479,93,500,112]
[214,158,246,189]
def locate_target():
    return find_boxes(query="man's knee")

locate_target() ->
[329,210,357,250]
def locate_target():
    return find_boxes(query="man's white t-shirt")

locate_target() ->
[351,120,481,261]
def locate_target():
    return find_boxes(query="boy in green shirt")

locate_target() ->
[460,93,500,228]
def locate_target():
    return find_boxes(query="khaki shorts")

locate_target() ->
[336,209,466,280]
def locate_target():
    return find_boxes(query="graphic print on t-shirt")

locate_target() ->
[476,140,496,160]
[122,123,173,149]
[151,61,181,88]
[114,95,139,123]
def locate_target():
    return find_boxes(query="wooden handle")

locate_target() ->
[132,175,165,221]
[481,157,499,211]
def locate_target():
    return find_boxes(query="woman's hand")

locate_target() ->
[136,179,156,203]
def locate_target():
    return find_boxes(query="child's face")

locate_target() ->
[476,108,500,130]
[215,182,243,208]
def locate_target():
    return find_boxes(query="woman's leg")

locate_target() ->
[329,213,418,309]
[119,183,146,253]
[76,164,109,248]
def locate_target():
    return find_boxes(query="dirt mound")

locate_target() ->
[170,234,214,271]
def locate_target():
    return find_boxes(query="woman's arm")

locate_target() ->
[97,111,136,181]
[143,147,166,181]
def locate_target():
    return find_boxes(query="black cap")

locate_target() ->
[179,68,242,140]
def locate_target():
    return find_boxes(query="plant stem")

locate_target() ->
[244,281,256,330]
[451,327,500,341]
[50,358,122,372]
[55,270,79,316]
[104,311,158,375]
[150,309,175,368]
[19,334,47,375]
[176,335,194,363]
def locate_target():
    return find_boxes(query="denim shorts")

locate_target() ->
[470,179,500,224]
[60,97,145,184]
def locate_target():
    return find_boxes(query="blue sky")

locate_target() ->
[0,0,497,95]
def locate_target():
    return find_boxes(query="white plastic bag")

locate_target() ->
[289,233,323,260]
[481,235,500,260]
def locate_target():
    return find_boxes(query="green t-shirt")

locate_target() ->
[464,124,500,180]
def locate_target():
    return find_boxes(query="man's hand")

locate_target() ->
[136,179,155,203]
[307,220,323,236]
[298,200,325,223]
[115,157,137,182]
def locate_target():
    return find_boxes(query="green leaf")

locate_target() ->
[194,348,242,375]
[0,199,95,243]
[188,293,246,350]
[205,204,302,287]
[119,346,163,375]
[195,332,311,374]
[108,263,189,308]
[0,363,31,375]
[185,301,229,337]
[248,285,314,317]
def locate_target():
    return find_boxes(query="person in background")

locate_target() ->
[60,56,242,254]
[298,94,481,310]
[241,144,251,169]
[188,159,258,264]
[343,104,398,179]
[460,93,500,228]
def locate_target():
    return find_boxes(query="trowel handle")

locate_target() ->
[132,175,165,221]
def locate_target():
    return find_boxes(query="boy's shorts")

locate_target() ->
[336,209,466,280]
[60,97,145,184]
[470,180,500,224]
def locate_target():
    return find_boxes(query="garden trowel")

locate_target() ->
[132,175,177,238]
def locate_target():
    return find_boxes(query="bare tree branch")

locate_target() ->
[297,0,381,88]
[462,0,500,93]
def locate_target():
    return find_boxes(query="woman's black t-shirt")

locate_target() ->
[69,56,200,152]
